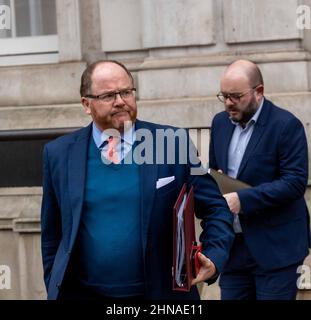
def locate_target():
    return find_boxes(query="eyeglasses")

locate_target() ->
[216,85,259,103]
[85,88,136,103]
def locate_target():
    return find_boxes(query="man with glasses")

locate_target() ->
[41,60,235,300]
[209,59,310,300]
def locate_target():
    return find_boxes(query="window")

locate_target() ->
[0,0,58,66]
[0,127,78,187]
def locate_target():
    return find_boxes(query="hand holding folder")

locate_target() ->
[172,183,202,291]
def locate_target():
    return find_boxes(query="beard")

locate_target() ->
[227,96,259,125]
[92,106,137,132]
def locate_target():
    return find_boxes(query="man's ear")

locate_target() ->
[81,97,91,115]
[255,85,264,101]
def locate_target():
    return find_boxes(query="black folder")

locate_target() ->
[172,183,201,291]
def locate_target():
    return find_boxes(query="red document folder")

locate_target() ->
[172,183,202,291]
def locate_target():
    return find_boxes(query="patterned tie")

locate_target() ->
[106,136,120,164]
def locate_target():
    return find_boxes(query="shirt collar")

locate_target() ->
[92,122,136,148]
[251,97,264,123]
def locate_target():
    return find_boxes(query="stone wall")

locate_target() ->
[0,187,46,299]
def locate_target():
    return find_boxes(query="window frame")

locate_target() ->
[0,0,58,66]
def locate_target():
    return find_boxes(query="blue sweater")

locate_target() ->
[74,137,144,297]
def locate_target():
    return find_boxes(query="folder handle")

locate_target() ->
[191,242,202,278]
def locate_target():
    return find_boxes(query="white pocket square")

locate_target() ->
[156,176,175,189]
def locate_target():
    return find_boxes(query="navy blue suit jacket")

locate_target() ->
[209,98,310,270]
[41,119,234,300]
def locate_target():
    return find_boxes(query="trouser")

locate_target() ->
[219,233,302,300]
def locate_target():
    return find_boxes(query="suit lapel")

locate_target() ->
[135,120,158,256]
[237,99,270,177]
[139,163,158,255]
[68,124,92,248]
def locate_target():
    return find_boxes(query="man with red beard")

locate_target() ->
[41,60,235,300]
[209,59,310,300]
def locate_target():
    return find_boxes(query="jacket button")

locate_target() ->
[67,251,71,256]
[56,283,61,289]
